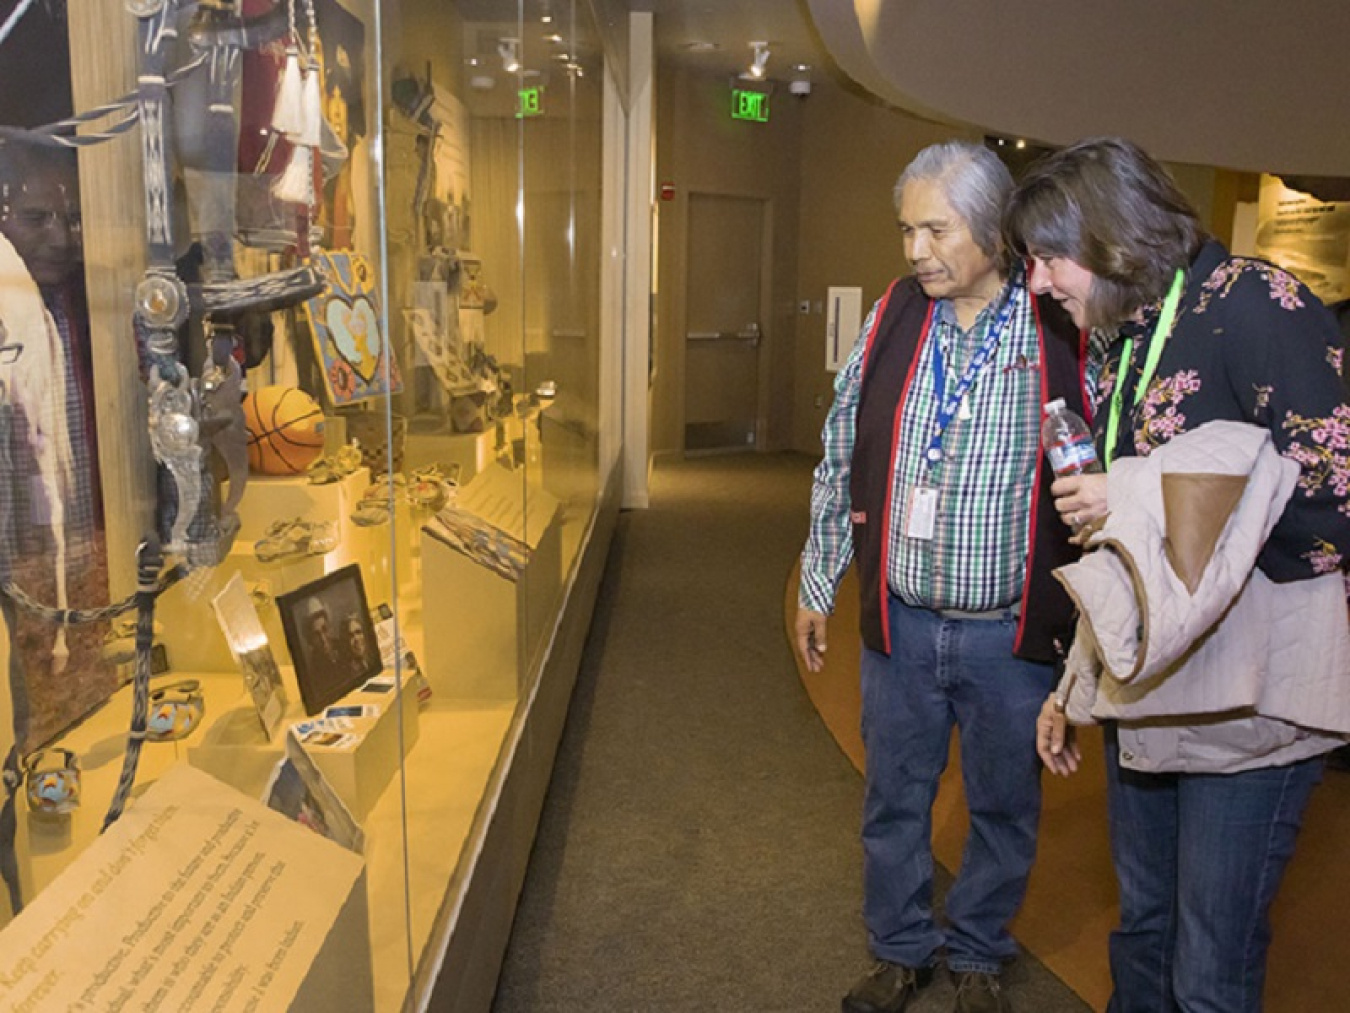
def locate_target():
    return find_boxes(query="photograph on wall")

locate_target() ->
[211,572,289,739]
[1255,174,1350,303]
[302,250,402,405]
[456,252,491,348]
[276,563,383,715]
[262,729,364,854]
[0,2,114,756]
[405,305,477,394]
[425,82,471,251]
[314,0,366,250]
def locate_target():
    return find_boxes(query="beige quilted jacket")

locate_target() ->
[1055,421,1350,774]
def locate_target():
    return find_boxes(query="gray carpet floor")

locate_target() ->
[492,452,1092,1012]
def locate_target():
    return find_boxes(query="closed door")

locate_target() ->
[684,194,765,452]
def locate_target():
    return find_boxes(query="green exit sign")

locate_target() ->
[517,86,544,118]
[731,88,769,123]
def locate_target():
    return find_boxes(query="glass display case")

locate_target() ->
[0,0,617,1008]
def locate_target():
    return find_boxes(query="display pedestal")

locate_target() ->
[338,496,411,616]
[190,669,421,821]
[0,765,371,1012]
[235,468,370,540]
[403,425,502,485]
[419,464,560,701]
[302,676,421,820]
[158,469,375,677]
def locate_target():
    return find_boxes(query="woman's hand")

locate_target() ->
[1051,472,1109,544]
[1037,693,1082,776]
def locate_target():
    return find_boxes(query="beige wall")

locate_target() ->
[1165,162,1218,239]
[655,72,1242,459]
[790,84,976,454]
[652,67,805,453]
[651,70,980,456]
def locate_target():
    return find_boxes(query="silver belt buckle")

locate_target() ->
[937,601,1021,621]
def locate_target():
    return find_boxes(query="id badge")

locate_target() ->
[905,485,938,541]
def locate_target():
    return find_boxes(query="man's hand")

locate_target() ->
[1036,693,1082,776]
[795,608,829,673]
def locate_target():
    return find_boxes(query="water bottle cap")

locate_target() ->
[1042,398,1066,414]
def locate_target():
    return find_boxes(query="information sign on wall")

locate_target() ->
[1255,174,1350,303]
[826,287,863,372]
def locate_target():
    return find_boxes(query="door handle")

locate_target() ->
[686,329,761,345]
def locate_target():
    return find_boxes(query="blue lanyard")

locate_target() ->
[925,284,1019,466]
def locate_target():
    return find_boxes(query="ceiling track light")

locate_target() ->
[498,37,521,74]
[747,40,770,80]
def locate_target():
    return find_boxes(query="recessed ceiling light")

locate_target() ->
[680,41,720,53]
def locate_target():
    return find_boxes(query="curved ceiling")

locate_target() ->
[807,0,1350,175]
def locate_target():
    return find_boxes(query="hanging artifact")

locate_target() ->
[0,0,334,915]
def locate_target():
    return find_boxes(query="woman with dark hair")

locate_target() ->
[1006,137,1350,1012]
[341,613,375,679]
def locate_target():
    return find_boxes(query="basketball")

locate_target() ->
[243,385,326,475]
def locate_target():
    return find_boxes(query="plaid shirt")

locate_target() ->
[0,288,102,564]
[801,279,1047,614]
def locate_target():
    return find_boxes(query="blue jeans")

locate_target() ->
[1103,726,1323,1013]
[860,599,1054,974]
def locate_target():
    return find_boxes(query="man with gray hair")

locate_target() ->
[795,140,1092,1013]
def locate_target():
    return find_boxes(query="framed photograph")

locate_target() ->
[276,564,383,715]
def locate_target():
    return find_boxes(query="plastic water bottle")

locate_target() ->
[1041,399,1102,477]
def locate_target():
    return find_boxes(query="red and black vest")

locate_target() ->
[849,276,1091,664]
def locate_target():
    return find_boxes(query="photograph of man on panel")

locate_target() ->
[0,142,113,751]
[795,140,1093,1013]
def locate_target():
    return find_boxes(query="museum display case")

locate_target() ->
[0,0,616,1008]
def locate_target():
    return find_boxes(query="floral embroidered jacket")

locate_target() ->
[1097,239,1350,585]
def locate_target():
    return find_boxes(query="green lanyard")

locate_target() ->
[1104,269,1185,468]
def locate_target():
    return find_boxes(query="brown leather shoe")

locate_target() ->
[842,961,935,1013]
[953,970,1011,1013]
